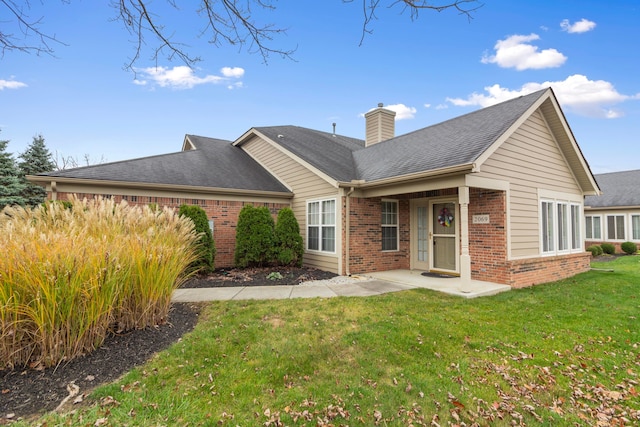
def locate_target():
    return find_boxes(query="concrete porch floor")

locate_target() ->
[365,269,511,299]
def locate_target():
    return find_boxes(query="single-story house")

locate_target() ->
[29,88,601,288]
[584,169,640,252]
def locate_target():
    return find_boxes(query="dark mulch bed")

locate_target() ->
[0,302,203,422]
[182,266,338,288]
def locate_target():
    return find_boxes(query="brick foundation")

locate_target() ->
[505,252,591,288]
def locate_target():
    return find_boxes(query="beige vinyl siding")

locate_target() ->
[242,136,340,273]
[476,110,582,258]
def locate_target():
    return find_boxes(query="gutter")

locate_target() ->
[337,163,475,189]
[25,175,294,199]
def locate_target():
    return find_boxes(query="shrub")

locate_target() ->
[621,241,638,255]
[274,207,304,267]
[0,196,199,369]
[234,205,275,267]
[586,245,603,257]
[179,205,215,273]
[600,243,616,255]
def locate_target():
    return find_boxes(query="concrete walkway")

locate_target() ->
[172,270,511,302]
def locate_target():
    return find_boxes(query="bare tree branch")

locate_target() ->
[53,150,107,170]
[114,0,202,71]
[346,0,483,46]
[1,1,481,68]
[0,0,68,57]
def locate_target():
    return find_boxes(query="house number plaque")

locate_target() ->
[472,214,490,224]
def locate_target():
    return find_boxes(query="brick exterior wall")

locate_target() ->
[53,192,289,269]
[345,196,411,274]
[468,188,509,283]
[505,252,591,288]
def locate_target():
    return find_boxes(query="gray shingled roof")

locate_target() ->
[353,90,547,181]
[258,90,548,182]
[253,126,365,182]
[36,135,290,193]
[585,169,640,208]
[36,89,553,192]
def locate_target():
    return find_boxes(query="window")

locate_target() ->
[541,199,582,255]
[307,199,336,253]
[585,215,602,240]
[381,200,399,251]
[541,201,554,253]
[571,205,581,250]
[606,215,625,240]
[633,215,640,240]
[557,203,569,251]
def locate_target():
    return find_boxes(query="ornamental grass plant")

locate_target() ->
[0,196,200,370]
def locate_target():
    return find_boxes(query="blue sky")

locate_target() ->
[1,0,638,174]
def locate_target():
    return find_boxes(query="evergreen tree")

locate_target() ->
[0,137,27,210]
[18,134,55,206]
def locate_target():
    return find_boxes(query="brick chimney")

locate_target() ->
[365,103,396,147]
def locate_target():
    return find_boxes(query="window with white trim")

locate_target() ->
[585,215,602,240]
[541,201,555,253]
[571,204,581,250]
[541,199,582,255]
[606,215,625,240]
[633,215,640,241]
[307,199,336,253]
[381,200,399,251]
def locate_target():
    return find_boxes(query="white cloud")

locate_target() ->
[384,104,417,120]
[0,79,27,90]
[424,103,432,109]
[133,65,244,89]
[481,34,567,70]
[446,74,640,118]
[362,103,417,120]
[221,67,245,78]
[561,18,596,34]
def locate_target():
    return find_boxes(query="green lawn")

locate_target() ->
[33,255,640,426]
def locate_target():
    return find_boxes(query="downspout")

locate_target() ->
[345,186,355,276]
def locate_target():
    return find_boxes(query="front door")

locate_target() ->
[430,201,458,273]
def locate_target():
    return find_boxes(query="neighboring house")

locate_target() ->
[584,169,640,252]
[29,88,600,288]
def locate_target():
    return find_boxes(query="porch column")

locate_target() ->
[458,186,472,292]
